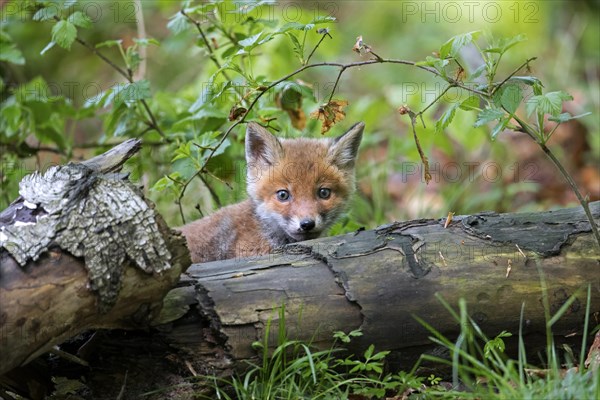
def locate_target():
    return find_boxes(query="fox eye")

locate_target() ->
[318,188,331,199]
[276,190,290,202]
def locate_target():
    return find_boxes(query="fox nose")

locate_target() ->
[299,219,316,232]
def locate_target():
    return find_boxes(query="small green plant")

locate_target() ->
[413,284,598,400]
[483,330,512,359]
[208,308,426,400]
[427,373,442,386]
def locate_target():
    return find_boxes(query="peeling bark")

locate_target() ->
[0,140,191,375]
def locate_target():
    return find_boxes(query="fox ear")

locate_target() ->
[245,122,283,165]
[328,122,364,169]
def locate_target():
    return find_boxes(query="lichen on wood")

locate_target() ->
[0,153,173,312]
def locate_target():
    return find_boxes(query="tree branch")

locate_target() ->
[71,32,168,141]
[180,9,232,81]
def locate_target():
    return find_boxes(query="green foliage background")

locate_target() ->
[1,0,598,232]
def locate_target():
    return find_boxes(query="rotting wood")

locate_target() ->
[0,140,191,375]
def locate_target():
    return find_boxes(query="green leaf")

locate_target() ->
[435,102,460,134]
[36,112,67,150]
[133,37,160,47]
[151,176,171,192]
[126,47,142,71]
[32,6,58,21]
[474,108,505,127]
[167,12,190,35]
[276,80,315,103]
[459,96,480,111]
[15,77,50,103]
[67,11,92,28]
[105,103,140,137]
[469,64,487,79]
[286,32,304,62]
[105,80,151,107]
[277,22,306,34]
[151,172,182,192]
[0,102,23,137]
[484,34,527,55]
[370,350,390,361]
[276,16,336,34]
[239,32,262,48]
[416,56,449,76]
[504,76,544,96]
[95,39,123,49]
[490,116,509,139]
[230,0,273,14]
[364,344,374,359]
[548,112,591,123]
[0,42,25,64]
[526,91,573,117]
[499,84,523,114]
[439,31,480,59]
[506,76,542,87]
[172,141,193,162]
[309,15,336,24]
[187,61,240,112]
[51,20,77,50]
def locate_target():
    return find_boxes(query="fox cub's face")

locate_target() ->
[245,122,364,243]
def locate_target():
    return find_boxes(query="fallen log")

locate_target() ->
[155,202,600,383]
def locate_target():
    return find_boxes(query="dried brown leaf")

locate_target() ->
[352,35,372,55]
[310,99,349,134]
[276,86,306,130]
[228,106,247,121]
[352,35,363,54]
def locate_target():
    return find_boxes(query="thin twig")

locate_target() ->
[408,112,431,184]
[204,13,239,45]
[139,99,167,139]
[492,57,537,95]
[416,84,456,118]
[512,114,600,248]
[74,37,129,79]
[540,142,600,247]
[72,31,167,140]
[327,66,347,103]
[304,31,332,65]
[180,9,232,81]
[199,173,222,208]
[202,168,233,190]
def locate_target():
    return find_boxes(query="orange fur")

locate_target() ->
[178,122,364,263]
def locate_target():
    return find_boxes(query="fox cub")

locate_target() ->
[179,121,364,263]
